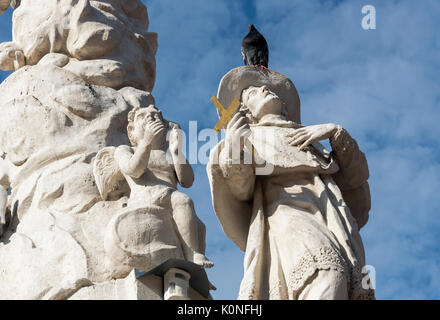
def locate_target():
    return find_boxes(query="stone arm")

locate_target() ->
[168,126,194,188]
[0,41,25,71]
[170,149,194,188]
[330,126,371,229]
[218,146,255,202]
[115,142,152,179]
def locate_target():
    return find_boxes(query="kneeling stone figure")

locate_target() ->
[94,105,213,274]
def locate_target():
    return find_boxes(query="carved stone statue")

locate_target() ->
[94,105,213,271]
[0,0,157,91]
[207,66,375,300]
[0,1,211,300]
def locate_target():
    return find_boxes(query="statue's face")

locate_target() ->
[242,86,283,121]
[132,107,165,143]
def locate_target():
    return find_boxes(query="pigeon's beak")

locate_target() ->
[248,24,254,31]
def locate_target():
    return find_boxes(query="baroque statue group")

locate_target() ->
[0,0,374,300]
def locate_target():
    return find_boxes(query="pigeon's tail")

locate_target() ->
[241,24,269,68]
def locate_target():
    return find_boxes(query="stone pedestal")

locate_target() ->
[69,270,207,300]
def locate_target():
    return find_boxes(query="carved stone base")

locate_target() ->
[68,270,207,300]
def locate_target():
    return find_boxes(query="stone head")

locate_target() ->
[127,105,166,146]
[240,85,288,123]
[216,67,301,125]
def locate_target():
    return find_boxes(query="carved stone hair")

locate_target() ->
[127,107,141,147]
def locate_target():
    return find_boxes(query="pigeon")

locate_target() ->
[241,24,269,69]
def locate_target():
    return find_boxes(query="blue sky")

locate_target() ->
[1,0,440,299]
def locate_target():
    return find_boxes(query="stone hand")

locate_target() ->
[225,112,251,152]
[168,126,182,154]
[287,123,339,151]
[144,118,166,146]
[0,41,25,71]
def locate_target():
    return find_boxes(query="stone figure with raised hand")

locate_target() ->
[208,66,375,300]
[0,1,213,300]
[94,105,213,272]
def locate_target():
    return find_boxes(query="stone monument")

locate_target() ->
[0,0,212,300]
[207,66,375,300]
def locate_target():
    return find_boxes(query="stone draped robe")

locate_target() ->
[207,120,374,299]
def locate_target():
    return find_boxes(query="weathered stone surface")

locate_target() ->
[69,271,206,300]
[0,1,212,300]
[69,272,164,300]
[0,63,141,299]
[0,0,157,91]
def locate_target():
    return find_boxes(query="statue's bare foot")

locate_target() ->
[193,252,214,269]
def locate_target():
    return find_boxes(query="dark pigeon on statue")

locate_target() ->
[241,24,269,69]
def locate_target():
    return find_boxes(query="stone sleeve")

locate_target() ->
[330,126,371,229]
[219,148,255,202]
